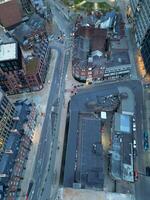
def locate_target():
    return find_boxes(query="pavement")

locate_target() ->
[57,188,134,200]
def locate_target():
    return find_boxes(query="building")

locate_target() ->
[130,0,150,73]
[73,11,131,83]
[0,14,50,94]
[12,13,47,50]
[0,0,34,29]
[0,90,16,158]
[14,99,37,137]
[0,42,31,94]
[0,42,22,71]
[110,113,134,182]
[130,0,150,46]
[0,98,36,199]
[20,0,33,14]
[72,26,107,82]
[63,88,116,189]
[141,29,150,73]
[0,0,22,29]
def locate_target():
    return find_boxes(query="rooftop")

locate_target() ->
[0,0,22,28]
[13,13,45,45]
[64,113,104,189]
[0,43,17,61]
[75,26,107,52]
[114,113,131,133]
[25,58,38,74]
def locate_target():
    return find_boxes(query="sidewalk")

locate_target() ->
[17,49,58,199]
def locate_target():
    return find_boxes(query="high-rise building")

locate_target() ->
[141,29,150,73]
[0,90,16,158]
[130,0,150,46]
[130,0,150,72]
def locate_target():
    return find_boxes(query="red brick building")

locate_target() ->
[0,40,49,94]
[72,26,108,82]
[0,0,22,28]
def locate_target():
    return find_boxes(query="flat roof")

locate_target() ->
[64,113,104,188]
[0,43,17,61]
[114,113,131,133]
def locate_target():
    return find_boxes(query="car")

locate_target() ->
[133,127,136,132]
[133,148,137,157]
[134,170,138,181]
[133,139,136,148]
[146,167,150,176]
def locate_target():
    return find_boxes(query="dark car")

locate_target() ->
[146,167,150,176]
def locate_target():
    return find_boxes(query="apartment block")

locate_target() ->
[130,0,150,73]
[0,90,16,158]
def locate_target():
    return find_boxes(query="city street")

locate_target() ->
[22,1,149,200]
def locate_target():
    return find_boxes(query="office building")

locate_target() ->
[130,0,150,46]
[0,40,49,94]
[141,29,150,73]
[130,0,150,73]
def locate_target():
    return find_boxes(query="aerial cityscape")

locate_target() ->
[0,0,149,200]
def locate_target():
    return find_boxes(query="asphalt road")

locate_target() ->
[29,42,70,200]
[29,1,72,198]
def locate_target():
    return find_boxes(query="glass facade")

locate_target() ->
[141,29,150,73]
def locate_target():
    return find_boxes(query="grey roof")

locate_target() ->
[0,134,20,174]
[64,113,104,188]
[14,100,32,132]
[0,154,10,173]
[77,116,104,188]
[63,86,107,189]
[5,134,19,149]
[106,50,130,68]
[111,113,134,182]
[13,13,45,44]
[114,113,131,133]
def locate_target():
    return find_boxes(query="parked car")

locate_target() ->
[133,139,136,148]
[134,170,138,181]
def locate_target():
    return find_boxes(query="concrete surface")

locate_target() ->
[58,188,135,200]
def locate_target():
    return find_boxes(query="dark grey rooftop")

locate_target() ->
[76,115,104,188]
[64,112,104,188]
[111,113,134,182]
[5,134,20,150]
[0,134,20,174]
[14,99,32,132]
[114,113,132,133]
[107,50,130,67]
[63,86,116,189]
[13,13,45,44]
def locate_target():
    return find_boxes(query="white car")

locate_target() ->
[133,127,136,132]
[133,139,136,148]
[133,123,136,128]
